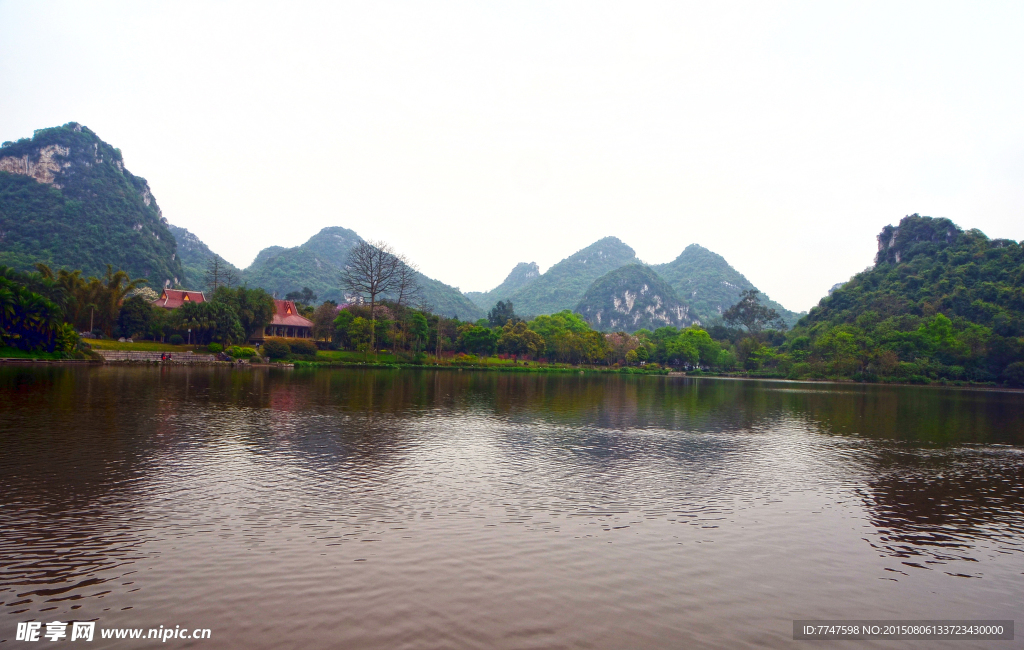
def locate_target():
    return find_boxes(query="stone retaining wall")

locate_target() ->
[95,350,217,362]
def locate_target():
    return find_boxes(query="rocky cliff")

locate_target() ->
[0,123,183,286]
[575,264,694,332]
[505,237,638,317]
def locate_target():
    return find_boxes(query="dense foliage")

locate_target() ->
[208,286,276,341]
[37,263,146,336]
[0,123,183,286]
[1,258,277,351]
[772,215,1024,385]
[0,266,70,352]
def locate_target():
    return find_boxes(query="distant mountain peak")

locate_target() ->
[463,261,541,311]
[0,122,182,287]
[653,243,803,326]
[505,237,639,316]
[875,214,963,266]
[575,264,694,332]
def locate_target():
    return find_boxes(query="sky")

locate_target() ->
[1,1,1023,312]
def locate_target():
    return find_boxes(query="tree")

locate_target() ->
[723,289,786,338]
[312,302,337,341]
[488,300,520,327]
[0,272,64,351]
[117,295,154,338]
[347,316,372,358]
[333,309,355,348]
[340,240,405,357]
[35,263,145,335]
[174,301,244,345]
[285,287,317,306]
[393,261,421,308]
[409,312,428,353]
[204,257,237,292]
[212,286,275,341]
[497,320,543,359]
[458,325,498,356]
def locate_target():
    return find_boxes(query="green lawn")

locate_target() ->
[87,339,207,352]
[315,350,399,364]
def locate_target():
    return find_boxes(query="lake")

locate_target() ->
[1,366,1021,648]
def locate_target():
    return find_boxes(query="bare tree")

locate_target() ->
[394,259,422,308]
[204,257,236,292]
[340,240,404,356]
[391,258,422,353]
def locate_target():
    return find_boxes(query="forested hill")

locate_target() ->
[465,262,540,310]
[232,226,484,319]
[167,224,240,289]
[801,215,1024,333]
[653,244,802,327]
[507,237,638,317]
[790,214,1024,382]
[242,227,361,301]
[0,123,183,286]
[574,264,694,332]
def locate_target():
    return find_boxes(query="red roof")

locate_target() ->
[152,289,206,309]
[271,300,313,328]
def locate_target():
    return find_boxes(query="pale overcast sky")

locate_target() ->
[2,1,1022,311]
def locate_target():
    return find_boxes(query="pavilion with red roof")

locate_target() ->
[151,289,206,309]
[261,300,313,339]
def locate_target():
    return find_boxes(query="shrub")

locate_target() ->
[227,346,257,358]
[788,362,812,379]
[289,339,318,356]
[208,343,223,354]
[262,339,290,359]
[169,334,184,345]
[1003,361,1024,387]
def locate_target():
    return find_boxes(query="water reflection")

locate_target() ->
[859,447,1024,575]
[0,366,1022,648]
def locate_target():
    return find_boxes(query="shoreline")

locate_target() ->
[4,355,1019,391]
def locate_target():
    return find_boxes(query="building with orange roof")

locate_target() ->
[260,299,313,339]
[151,289,206,309]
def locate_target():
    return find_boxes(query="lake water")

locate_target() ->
[1,366,1022,648]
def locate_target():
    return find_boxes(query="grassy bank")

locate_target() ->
[87,339,208,352]
[293,356,669,375]
[683,368,1001,388]
[0,346,75,360]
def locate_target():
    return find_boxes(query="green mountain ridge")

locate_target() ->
[507,237,639,317]
[0,123,182,286]
[241,226,361,301]
[465,262,540,310]
[466,238,803,326]
[234,226,485,319]
[652,244,802,327]
[0,123,805,326]
[574,264,695,332]
[167,224,240,289]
